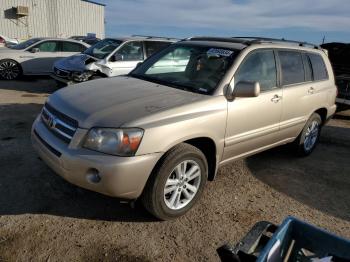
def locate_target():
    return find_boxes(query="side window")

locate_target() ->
[34,41,59,52]
[115,41,144,61]
[145,41,171,57]
[279,51,305,86]
[235,50,277,92]
[308,53,328,81]
[61,42,86,52]
[302,53,313,82]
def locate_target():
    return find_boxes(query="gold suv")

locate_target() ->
[32,37,337,220]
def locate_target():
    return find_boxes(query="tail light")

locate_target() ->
[0,37,5,44]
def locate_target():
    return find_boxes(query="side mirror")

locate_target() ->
[30,48,40,53]
[233,81,260,98]
[112,53,123,62]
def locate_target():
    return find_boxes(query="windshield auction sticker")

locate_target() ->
[207,48,234,57]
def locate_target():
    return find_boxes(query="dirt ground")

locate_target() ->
[0,77,349,262]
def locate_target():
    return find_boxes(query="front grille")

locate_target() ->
[41,103,78,143]
[54,67,71,78]
[34,130,62,157]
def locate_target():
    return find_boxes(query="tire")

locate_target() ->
[0,59,22,80]
[294,113,322,156]
[141,143,208,220]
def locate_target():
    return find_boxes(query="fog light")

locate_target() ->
[86,168,101,184]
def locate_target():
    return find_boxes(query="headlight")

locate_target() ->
[83,128,144,156]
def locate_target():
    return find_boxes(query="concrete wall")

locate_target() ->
[0,0,105,40]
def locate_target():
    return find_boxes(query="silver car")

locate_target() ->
[32,37,337,220]
[0,38,89,80]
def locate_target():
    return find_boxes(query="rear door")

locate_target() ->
[108,41,144,76]
[60,41,87,57]
[278,50,316,139]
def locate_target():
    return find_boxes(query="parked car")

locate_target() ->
[0,34,19,48]
[321,42,350,107]
[32,37,337,220]
[0,38,89,80]
[335,75,350,106]
[69,35,101,46]
[51,36,177,85]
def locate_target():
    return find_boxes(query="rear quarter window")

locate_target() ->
[308,53,329,81]
[278,51,305,86]
[302,53,313,82]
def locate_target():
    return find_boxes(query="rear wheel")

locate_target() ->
[294,113,322,156]
[141,143,208,220]
[0,59,22,80]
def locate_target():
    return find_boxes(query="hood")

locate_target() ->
[54,53,98,72]
[47,76,205,128]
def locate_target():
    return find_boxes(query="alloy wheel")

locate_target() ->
[304,120,319,151]
[0,60,20,80]
[164,160,201,210]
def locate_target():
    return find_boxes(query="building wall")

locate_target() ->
[0,0,104,40]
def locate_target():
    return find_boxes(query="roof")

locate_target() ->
[34,38,91,46]
[81,0,106,7]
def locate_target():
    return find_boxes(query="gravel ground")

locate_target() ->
[0,78,349,261]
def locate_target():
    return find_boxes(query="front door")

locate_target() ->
[223,49,283,161]
[108,41,144,76]
[21,40,61,74]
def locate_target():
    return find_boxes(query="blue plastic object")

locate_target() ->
[217,216,350,262]
[258,216,350,261]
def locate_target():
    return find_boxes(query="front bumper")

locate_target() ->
[336,97,350,106]
[50,73,76,85]
[31,116,162,199]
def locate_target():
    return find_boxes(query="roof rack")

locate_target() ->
[234,37,320,49]
[186,36,320,49]
[131,35,178,41]
[186,36,250,45]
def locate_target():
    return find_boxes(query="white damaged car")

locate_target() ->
[51,36,176,85]
[0,38,89,80]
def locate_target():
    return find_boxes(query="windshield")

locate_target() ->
[83,38,122,59]
[10,38,42,50]
[130,44,237,94]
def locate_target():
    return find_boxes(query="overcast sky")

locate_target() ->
[95,0,350,44]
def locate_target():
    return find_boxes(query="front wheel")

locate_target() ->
[0,59,22,80]
[141,143,208,220]
[294,113,322,156]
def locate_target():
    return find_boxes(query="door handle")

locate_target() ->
[271,95,282,103]
[308,87,315,94]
